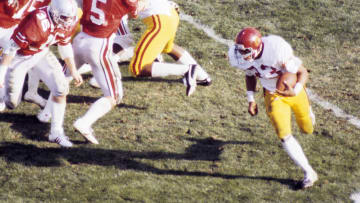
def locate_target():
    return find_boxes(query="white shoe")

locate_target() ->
[89,77,100,88]
[74,119,99,144]
[37,109,51,123]
[0,101,5,112]
[301,170,318,189]
[24,92,46,108]
[49,129,73,147]
[183,64,198,96]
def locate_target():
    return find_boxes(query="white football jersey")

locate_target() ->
[228,35,302,92]
[138,0,172,19]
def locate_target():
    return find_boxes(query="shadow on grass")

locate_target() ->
[0,113,49,142]
[0,139,298,190]
[122,76,182,84]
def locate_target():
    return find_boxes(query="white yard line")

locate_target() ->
[351,192,360,203]
[180,13,360,130]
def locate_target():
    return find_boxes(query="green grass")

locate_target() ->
[0,0,360,202]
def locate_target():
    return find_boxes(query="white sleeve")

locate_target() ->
[3,39,20,57]
[274,36,302,73]
[58,44,74,60]
[284,56,302,73]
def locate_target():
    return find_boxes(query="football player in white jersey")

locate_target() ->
[228,27,317,189]
[128,0,211,96]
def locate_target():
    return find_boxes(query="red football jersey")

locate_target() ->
[0,0,50,28]
[81,0,137,38]
[12,7,78,56]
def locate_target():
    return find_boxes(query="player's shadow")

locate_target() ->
[0,138,298,190]
[122,76,183,84]
[0,113,50,142]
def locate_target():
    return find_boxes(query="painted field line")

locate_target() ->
[351,192,360,203]
[180,13,360,129]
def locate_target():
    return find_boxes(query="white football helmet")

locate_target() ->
[49,0,78,30]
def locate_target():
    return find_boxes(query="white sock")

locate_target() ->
[42,94,53,114]
[0,87,5,103]
[177,51,197,65]
[80,97,112,126]
[77,63,92,75]
[177,51,209,80]
[51,100,66,131]
[27,70,40,95]
[151,62,189,77]
[282,135,314,173]
[116,47,134,62]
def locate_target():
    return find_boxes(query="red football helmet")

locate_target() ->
[235,27,263,62]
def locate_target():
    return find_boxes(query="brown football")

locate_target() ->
[276,72,297,91]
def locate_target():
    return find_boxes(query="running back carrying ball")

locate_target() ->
[276,72,297,91]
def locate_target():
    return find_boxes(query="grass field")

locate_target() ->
[0,0,360,202]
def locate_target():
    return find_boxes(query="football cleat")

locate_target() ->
[300,170,318,189]
[197,77,212,86]
[183,64,198,96]
[49,129,73,147]
[89,77,100,89]
[74,119,99,144]
[37,109,51,123]
[24,91,47,108]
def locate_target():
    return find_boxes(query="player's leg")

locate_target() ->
[129,13,197,96]
[0,48,5,111]
[290,88,315,134]
[24,69,47,108]
[265,91,317,188]
[74,35,122,144]
[167,43,211,86]
[5,53,46,109]
[34,52,72,147]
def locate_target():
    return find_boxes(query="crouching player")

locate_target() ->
[0,0,83,147]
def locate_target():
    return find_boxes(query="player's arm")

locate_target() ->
[0,39,20,87]
[58,43,83,87]
[276,65,308,97]
[246,74,258,116]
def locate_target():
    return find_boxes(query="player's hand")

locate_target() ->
[276,81,296,97]
[248,101,258,116]
[71,71,83,87]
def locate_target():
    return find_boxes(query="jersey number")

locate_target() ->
[36,12,50,32]
[90,0,107,26]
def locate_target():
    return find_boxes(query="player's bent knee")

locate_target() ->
[53,82,69,97]
[301,125,314,134]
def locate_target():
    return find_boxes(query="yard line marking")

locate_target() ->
[180,13,360,129]
[350,191,360,203]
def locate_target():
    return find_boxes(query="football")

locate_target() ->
[276,72,297,91]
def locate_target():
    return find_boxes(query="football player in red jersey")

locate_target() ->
[0,0,83,147]
[72,0,144,144]
[228,27,317,189]
[0,0,51,111]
